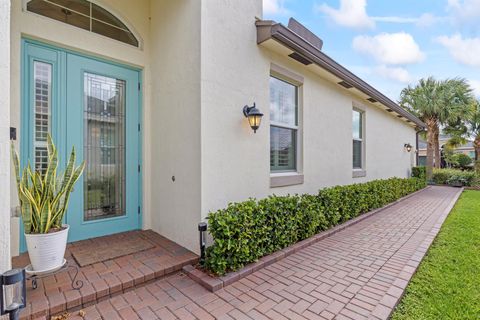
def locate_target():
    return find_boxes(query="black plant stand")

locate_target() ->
[26,261,83,291]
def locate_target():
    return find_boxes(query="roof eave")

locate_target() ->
[256,20,426,130]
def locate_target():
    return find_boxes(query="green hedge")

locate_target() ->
[432,168,476,186]
[205,177,426,275]
[412,166,426,180]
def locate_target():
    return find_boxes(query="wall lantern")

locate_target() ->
[1,269,26,320]
[404,143,413,153]
[243,103,263,133]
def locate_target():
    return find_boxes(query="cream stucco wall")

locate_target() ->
[199,0,416,218]
[1,0,11,272]
[200,0,270,216]
[148,0,202,253]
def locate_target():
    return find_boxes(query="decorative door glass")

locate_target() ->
[33,61,52,174]
[83,73,126,221]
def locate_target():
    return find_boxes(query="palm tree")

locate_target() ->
[470,103,480,161]
[400,77,474,180]
[447,100,480,161]
[437,78,475,165]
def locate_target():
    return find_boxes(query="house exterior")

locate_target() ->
[418,135,476,166]
[0,0,424,271]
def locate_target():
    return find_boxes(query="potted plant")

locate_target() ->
[12,135,85,272]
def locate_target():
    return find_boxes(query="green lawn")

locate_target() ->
[392,190,480,320]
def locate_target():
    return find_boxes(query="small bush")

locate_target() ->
[412,166,426,180]
[475,160,480,174]
[451,153,473,169]
[432,168,476,186]
[205,177,426,275]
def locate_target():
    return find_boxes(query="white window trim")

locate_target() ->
[352,103,366,177]
[269,64,304,187]
[270,172,305,188]
[270,121,299,131]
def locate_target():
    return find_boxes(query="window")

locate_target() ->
[270,76,298,172]
[33,61,52,174]
[418,156,427,166]
[469,151,476,159]
[353,109,364,169]
[26,0,139,47]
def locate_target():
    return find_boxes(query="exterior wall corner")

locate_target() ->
[0,0,11,272]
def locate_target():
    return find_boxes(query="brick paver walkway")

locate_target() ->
[47,186,461,320]
[15,230,198,319]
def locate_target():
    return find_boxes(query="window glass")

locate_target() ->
[418,156,427,166]
[270,126,296,171]
[353,140,362,169]
[270,75,298,172]
[92,20,137,47]
[353,110,363,169]
[49,0,90,15]
[27,0,139,47]
[352,110,362,140]
[91,3,127,29]
[270,77,297,126]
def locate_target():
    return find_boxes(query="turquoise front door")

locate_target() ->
[21,40,141,249]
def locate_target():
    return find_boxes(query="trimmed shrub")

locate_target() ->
[205,177,426,275]
[432,168,476,186]
[412,166,426,180]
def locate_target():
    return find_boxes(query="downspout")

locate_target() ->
[416,130,419,166]
[415,127,423,167]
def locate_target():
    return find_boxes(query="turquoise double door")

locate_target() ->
[22,40,141,250]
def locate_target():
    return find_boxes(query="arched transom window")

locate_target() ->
[27,0,139,47]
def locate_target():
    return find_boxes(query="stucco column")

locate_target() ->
[0,0,11,273]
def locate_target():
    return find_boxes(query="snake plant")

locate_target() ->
[11,135,85,234]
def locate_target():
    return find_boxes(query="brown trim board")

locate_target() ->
[256,20,426,130]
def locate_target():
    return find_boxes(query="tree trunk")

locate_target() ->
[433,125,441,168]
[474,135,480,173]
[425,119,436,181]
[475,135,480,161]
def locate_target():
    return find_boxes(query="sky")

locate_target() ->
[263,0,480,102]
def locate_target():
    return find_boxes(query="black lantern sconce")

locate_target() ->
[404,143,413,153]
[243,103,263,133]
[1,269,26,320]
[198,222,207,266]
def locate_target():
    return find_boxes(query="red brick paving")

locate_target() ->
[27,186,461,320]
[13,230,198,320]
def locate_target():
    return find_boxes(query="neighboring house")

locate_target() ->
[0,0,424,269]
[418,135,476,166]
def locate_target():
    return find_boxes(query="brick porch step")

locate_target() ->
[12,230,198,320]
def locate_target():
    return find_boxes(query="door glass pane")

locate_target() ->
[33,61,52,174]
[84,73,126,221]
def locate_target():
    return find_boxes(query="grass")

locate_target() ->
[392,190,480,320]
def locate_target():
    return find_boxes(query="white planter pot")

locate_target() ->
[25,225,69,272]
